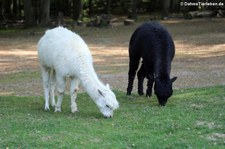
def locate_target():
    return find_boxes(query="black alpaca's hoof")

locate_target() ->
[159,103,166,106]
[126,92,131,95]
[159,101,167,106]
[146,93,152,98]
[138,91,144,96]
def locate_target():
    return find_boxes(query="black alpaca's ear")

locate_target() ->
[170,77,177,83]
[98,89,105,97]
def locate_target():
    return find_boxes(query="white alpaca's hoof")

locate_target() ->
[44,107,50,111]
[55,106,61,112]
[71,105,78,113]
[44,105,50,111]
[71,108,78,113]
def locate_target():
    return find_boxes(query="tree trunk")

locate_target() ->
[126,0,137,19]
[23,0,36,27]
[73,0,82,21]
[131,0,137,19]
[0,0,5,21]
[40,0,50,26]
[171,0,179,12]
[186,10,216,19]
[18,0,22,19]
[88,0,93,16]
[34,0,40,24]
[106,0,111,15]
[161,0,170,19]
[12,0,19,20]
[5,0,12,20]
[65,0,72,16]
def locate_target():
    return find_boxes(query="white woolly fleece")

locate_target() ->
[38,27,119,117]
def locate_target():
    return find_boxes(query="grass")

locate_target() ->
[0,86,225,148]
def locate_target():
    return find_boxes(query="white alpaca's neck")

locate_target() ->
[79,64,105,100]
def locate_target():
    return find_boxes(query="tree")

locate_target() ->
[162,0,170,19]
[88,0,93,15]
[12,0,19,20]
[0,0,5,21]
[73,0,82,21]
[23,0,50,27]
[125,0,137,19]
[23,0,36,27]
[106,0,111,15]
[4,0,12,20]
[40,0,50,26]
[130,0,137,19]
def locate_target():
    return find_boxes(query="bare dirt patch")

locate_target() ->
[0,18,225,96]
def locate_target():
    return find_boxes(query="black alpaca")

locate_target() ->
[126,22,177,106]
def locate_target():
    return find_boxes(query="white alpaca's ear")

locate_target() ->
[106,84,110,89]
[98,89,105,97]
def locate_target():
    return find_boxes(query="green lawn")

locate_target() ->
[0,86,225,148]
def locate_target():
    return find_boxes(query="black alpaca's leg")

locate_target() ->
[137,62,145,95]
[145,65,154,97]
[127,75,135,95]
[127,57,140,95]
[146,75,154,97]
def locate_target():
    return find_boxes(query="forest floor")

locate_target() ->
[0,18,225,96]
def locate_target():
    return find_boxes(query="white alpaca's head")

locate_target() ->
[96,84,119,118]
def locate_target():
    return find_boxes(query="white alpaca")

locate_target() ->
[37,27,119,118]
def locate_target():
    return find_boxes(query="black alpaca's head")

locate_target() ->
[154,77,177,106]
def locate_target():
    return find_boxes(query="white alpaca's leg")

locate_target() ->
[41,66,50,110]
[50,69,56,107]
[55,75,66,112]
[70,77,80,113]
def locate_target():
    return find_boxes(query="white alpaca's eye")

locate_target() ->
[106,105,110,108]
